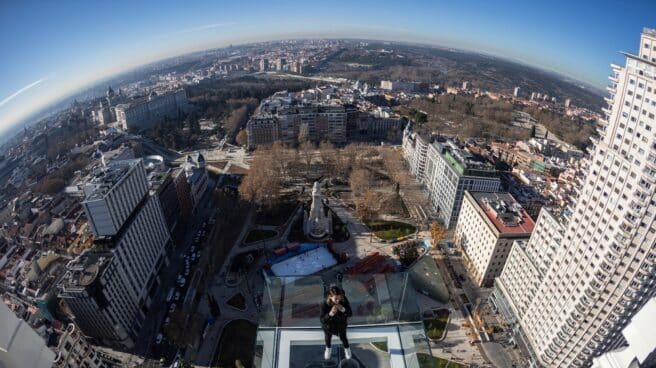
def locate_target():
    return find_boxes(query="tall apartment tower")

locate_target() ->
[491,29,656,367]
[60,160,171,348]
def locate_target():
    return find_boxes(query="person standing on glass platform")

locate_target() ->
[321,284,353,360]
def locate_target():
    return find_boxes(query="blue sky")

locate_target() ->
[0,0,654,136]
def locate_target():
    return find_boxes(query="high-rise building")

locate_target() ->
[402,124,501,228]
[514,86,521,97]
[565,98,572,108]
[454,191,534,287]
[259,58,269,72]
[490,29,656,367]
[60,160,171,349]
[462,81,470,90]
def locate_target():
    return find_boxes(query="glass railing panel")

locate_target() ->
[254,327,278,368]
[341,273,422,325]
[397,323,435,368]
[279,276,326,327]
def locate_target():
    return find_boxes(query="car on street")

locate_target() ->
[174,291,180,301]
[155,334,163,344]
[169,304,176,313]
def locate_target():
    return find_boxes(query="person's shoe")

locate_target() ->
[324,347,332,360]
[344,347,352,359]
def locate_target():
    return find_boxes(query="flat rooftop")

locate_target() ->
[435,141,497,177]
[83,159,140,201]
[470,191,535,234]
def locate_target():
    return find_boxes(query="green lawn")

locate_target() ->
[365,220,416,240]
[371,340,388,352]
[244,229,277,243]
[423,313,449,340]
[417,353,464,368]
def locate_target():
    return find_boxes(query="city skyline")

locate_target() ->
[0,0,655,138]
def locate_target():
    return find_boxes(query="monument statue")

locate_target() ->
[304,181,332,239]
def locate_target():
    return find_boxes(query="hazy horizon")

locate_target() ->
[1,0,654,139]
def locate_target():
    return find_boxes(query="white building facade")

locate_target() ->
[402,124,501,228]
[0,301,55,368]
[491,29,656,367]
[53,323,109,368]
[454,191,534,287]
[116,89,187,130]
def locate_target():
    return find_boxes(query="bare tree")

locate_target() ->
[235,129,248,146]
[238,150,283,209]
[355,189,381,220]
[349,168,374,196]
[318,140,336,176]
[298,141,315,177]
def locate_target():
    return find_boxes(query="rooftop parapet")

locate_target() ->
[59,251,112,292]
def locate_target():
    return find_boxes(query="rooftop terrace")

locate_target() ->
[470,192,535,234]
[437,141,497,178]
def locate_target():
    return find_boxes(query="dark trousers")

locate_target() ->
[324,330,349,348]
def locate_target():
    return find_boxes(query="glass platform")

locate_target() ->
[254,273,436,368]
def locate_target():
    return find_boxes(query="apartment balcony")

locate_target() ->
[634,189,648,201]
[575,302,588,315]
[629,201,643,212]
[615,232,628,243]
[604,97,614,105]
[579,296,593,309]
[584,288,597,300]
[608,243,623,258]
[601,107,612,116]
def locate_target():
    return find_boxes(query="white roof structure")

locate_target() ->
[0,302,55,368]
[592,297,656,368]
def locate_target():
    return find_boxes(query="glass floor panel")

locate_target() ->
[255,324,434,368]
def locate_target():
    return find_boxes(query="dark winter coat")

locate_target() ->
[320,296,352,336]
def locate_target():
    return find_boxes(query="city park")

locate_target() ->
[208,141,460,368]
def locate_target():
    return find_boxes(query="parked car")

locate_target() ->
[155,334,163,344]
[163,317,170,326]
[169,304,177,313]
[174,291,180,301]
